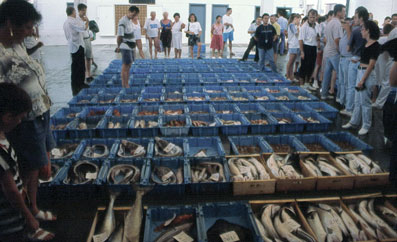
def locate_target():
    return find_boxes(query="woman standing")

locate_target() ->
[286,13,301,82]
[132,14,144,59]
[185,13,202,59]
[210,16,224,58]
[342,20,381,135]
[171,13,185,59]
[160,12,172,58]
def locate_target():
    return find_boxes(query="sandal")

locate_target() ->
[34,210,57,221]
[28,228,55,241]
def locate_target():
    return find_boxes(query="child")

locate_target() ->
[210,16,224,58]
[0,83,54,241]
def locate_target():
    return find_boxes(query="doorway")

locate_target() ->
[189,4,206,43]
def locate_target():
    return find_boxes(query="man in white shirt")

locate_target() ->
[144,11,161,59]
[77,4,93,83]
[223,8,234,58]
[63,6,89,96]
[240,17,262,61]
[277,11,288,55]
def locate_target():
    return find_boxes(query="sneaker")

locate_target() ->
[342,123,354,129]
[358,127,369,135]
[336,98,341,104]
[308,85,318,91]
[321,95,334,100]
[340,109,352,117]
[312,80,319,89]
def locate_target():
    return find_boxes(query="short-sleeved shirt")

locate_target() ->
[277,16,288,30]
[0,43,51,120]
[339,30,352,57]
[172,21,184,33]
[118,16,136,50]
[272,22,281,36]
[187,22,202,35]
[248,23,260,37]
[316,22,326,51]
[360,41,380,65]
[299,22,318,47]
[222,15,233,33]
[144,18,160,38]
[288,23,299,48]
[212,24,223,35]
[349,25,366,57]
[0,138,25,236]
[324,17,343,57]
[255,24,276,50]
[132,20,142,40]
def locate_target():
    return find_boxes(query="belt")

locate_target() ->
[83,37,90,40]
[358,66,367,70]
[341,55,351,58]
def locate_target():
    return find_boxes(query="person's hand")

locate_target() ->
[115,47,121,53]
[181,23,185,29]
[26,215,39,232]
[83,16,88,22]
[37,42,44,48]
[357,80,365,89]
[300,52,304,60]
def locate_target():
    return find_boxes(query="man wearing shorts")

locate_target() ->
[116,6,139,88]
[77,4,94,83]
[144,11,161,59]
[223,8,234,58]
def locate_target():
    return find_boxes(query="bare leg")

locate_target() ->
[229,40,233,57]
[137,40,144,59]
[121,63,132,88]
[197,43,202,58]
[85,58,92,78]
[286,54,296,81]
[190,46,194,59]
[220,49,223,59]
[148,38,153,59]
[330,70,337,94]
[174,48,178,58]
[212,49,215,58]
[154,37,158,59]
[22,170,40,216]
[178,49,182,59]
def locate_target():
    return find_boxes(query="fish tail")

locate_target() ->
[109,189,121,200]
[131,184,153,195]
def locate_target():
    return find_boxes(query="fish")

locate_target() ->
[154,214,194,232]
[83,144,109,158]
[155,137,183,157]
[122,185,152,242]
[307,206,327,242]
[261,204,280,240]
[278,206,316,242]
[194,149,207,157]
[254,216,272,242]
[107,164,140,185]
[191,162,225,183]
[274,211,302,242]
[248,157,270,180]
[316,158,343,176]
[51,144,78,159]
[335,206,367,241]
[342,154,384,175]
[206,219,253,242]
[376,205,397,227]
[151,166,179,185]
[303,158,323,177]
[154,222,194,242]
[267,153,285,178]
[367,199,397,238]
[321,205,348,238]
[228,158,244,182]
[220,119,241,125]
[79,122,88,129]
[64,160,99,185]
[333,156,354,175]
[348,204,378,240]
[95,191,119,240]
[107,220,124,242]
[315,204,343,242]
[118,140,146,158]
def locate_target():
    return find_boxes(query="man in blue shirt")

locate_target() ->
[277,11,288,55]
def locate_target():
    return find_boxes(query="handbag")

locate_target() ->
[186,23,190,37]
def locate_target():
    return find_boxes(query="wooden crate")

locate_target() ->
[226,155,276,195]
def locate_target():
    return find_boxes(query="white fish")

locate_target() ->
[304,159,323,177]
[254,216,273,242]
[315,205,343,242]
[280,206,316,242]
[96,191,119,240]
[261,204,281,240]
[248,157,270,180]
[348,204,377,240]
[307,206,327,242]
[280,165,303,179]
[228,158,244,181]
[316,160,342,176]
[267,154,284,178]
[376,205,397,226]
[367,199,397,239]
[334,156,354,175]
[336,206,367,241]
[274,211,302,242]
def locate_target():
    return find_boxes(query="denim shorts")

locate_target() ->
[121,49,135,65]
[289,48,300,55]
[6,110,56,171]
[223,31,234,42]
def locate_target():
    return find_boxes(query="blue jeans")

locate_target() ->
[349,69,376,130]
[321,54,340,98]
[279,30,285,54]
[338,56,350,105]
[258,48,277,73]
[346,60,360,112]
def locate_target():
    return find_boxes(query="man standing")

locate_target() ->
[144,11,161,59]
[255,13,278,73]
[277,11,288,55]
[63,6,89,96]
[116,6,139,88]
[270,14,281,64]
[320,4,345,100]
[77,4,94,83]
[240,17,262,62]
[223,8,234,58]
[337,18,353,108]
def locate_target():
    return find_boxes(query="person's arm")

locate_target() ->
[357,59,377,87]
[116,22,124,52]
[390,62,397,86]
[348,31,355,52]
[211,24,215,35]
[0,170,39,231]
[26,42,44,55]
[273,27,278,42]
[299,40,305,59]
[335,38,341,52]
[254,27,260,41]
[70,19,88,33]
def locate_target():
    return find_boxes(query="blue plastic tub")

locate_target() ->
[93,94,117,105]
[79,106,110,118]
[140,93,163,103]
[207,92,231,102]
[200,202,262,242]
[105,106,135,117]
[189,114,222,136]
[283,86,308,94]
[245,113,278,134]
[261,102,291,113]
[163,93,184,103]
[324,132,373,153]
[80,88,104,96]
[217,113,250,135]
[66,116,102,139]
[50,139,83,161]
[184,77,203,85]
[251,91,275,101]
[129,77,147,86]
[251,73,269,83]
[296,134,342,152]
[129,115,160,137]
[242,86,265,93]
[204,86,226,94]
[201,73,217,79]
[68,95,96,107]
[229,92,253,102]
[115,94,140,104]
[262,135,309,153]
[225,86,243,94]
[98,87,122,95]
[111,138,154,159]
[159,115,191,136]
[163,86,184,95]
[120,86,143,95]
[51,118,72,141]
[185,93,209,103]
[218,73,235,82]
[233,73,252,81]
[143,205,204,242]
[186,157,231,195]
[160,104,188,115]
[134,105,160,116]
[185,86,204,94]
[201,76,218,84]
[78,138,117,160]
[142,86,163,94]
[290,92,318,101]
[304,101,339,119]
[52,107,84,119]
[269,92,297,101]
[97,116,131,138]
[295,112,332,132]
[154,137,187,157]
[284,103,313,113]
[271,112,306,133]
[165,66,180,72]
[228,136,272,155]
[235,103,266,114]
[186,137,225,158]
[148,73,165,82]
[263,86,286,94]
[38,159,71,198]
[211,103,239,114]
[186,104,214,115]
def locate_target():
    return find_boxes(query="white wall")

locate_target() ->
[348,0,397,24]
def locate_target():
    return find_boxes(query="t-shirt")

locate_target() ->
[360,42,380,65]
[212,24,223,35]
[272,22,281,36]
[316,22,326,51]
[248,23,260,37]
[339,30,352,57]
[117,16,135,50]
[299,22,318,47]
[288,24,299,48]
[277,16,288,30]
[132,20,141,40]
[172,21,184,33]
[0,138,25,236]
[349,25,366,57]
[187,22,202,35]
[222,15,233,33]
[255,24,276,50]
[144,18,160,38]
[324,17,344,57]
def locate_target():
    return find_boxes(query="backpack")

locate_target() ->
[89,20,100,33]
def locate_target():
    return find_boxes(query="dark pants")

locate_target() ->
[299,44,317,80]
[383,90,397,185]
[71,46,86,96]
[242,37,259,61]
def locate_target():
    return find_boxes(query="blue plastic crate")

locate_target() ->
[79,106,110,118]
[295,112,332,132]
[50,139,83,161]
[185,93,209,103]
[129,77,147,86]
[235,103,266,114]
[163,93,184,103]
[66,116,102,139]
[201,73,217,79]
[163,86,184,95]
[98,87,122,95]
[211,103,239,114]
[160,104,188,115]
[242,86,265,93]
[120,87,144,95]
[305,101,338,119]
[143,205,204,242]
[201,76,219,84]
[186,137,225,158]
[38,159,70,198]
[159,115,191,136]
[251,73,270,83]
[129,115,160,137]
[290,91,318,101]
[261,102,291,113]
[228,136,272,155]
[68,95,96,107]
[130,73,148,80]
[115,94,140,104]
[51,118,72,141]
[271,112,306,133]
[283,86,308,94]
[217,113,250,135]
[204,86,226,94]
[262,135,309,153]
[52,107,84,119]
[225,86,243,94]
[133,105,160,116]
[263,86,286,94]
[270,92,297,101]
[79,138,118,160]
[140,93,163,103]
[245,113,278,134]
[207,92,231,102]
[186,157,231,195]
[284,103,313,113]
[93,94,117,105]
[154,137,187,157]
[80,88,104,96]
[251,91,275,101]
[296,134,342,152]
[324,132,373,153]
[218,73,235,82]
[229,92,253,102]
[189,114,222,136]
[165,65,180,72]
[185,86,204,94]
[142,86,163,94]
[110,138,154,159]
[186,104,214,114]
[165,76,184,85]
[105,106,135,117]
[200,202,262,242]
[97,116,131,138]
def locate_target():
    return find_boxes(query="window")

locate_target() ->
[255,6,260,19]
[66,2,74,8]
[129,0,155,4]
